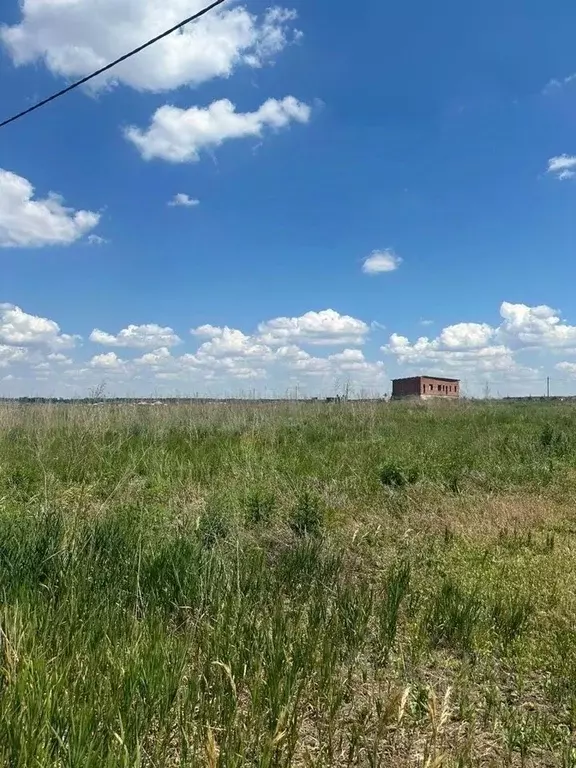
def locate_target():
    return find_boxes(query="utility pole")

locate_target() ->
[344,379,350,402]
[547,376,550,398]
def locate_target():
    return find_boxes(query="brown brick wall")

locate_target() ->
[392,377,460,399]
[420,377,459,398]
[392,377,422,398]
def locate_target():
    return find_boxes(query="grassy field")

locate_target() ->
[1,400,576,766]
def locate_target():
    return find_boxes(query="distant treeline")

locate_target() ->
[1,395,574,406]
[0,396,371,405]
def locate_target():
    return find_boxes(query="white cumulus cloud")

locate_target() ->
[47,352,72,365]
[556,361,576,376]
[192,327,272,359]
[134,347,174,368]
[90,352,125,370]
[382,301,576,379]
[1,2,300,93]
[125,97,311,162]
[168,194,200,208]
[362,249,402,274]
[11,300,576,396]
[0,304,79,349]
[183,310,377,385]
[257,309,369,346]
[284,347,385,384]
[547,155,576,181]
[498,301,576,348]
[0,345,29,368]
[90,324,181,349]
[383,315,520,375]
[438,322,494,349]
[384,302,576,375]
[192,324,225,338]
[0,169,100,248]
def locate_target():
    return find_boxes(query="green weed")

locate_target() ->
[425,578,483,654]
[289,491,324,537]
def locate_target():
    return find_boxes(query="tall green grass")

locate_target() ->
[0,400,576,765]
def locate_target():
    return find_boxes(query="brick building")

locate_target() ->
[392,376,460,400]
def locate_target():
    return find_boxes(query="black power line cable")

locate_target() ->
[0,0,228,130]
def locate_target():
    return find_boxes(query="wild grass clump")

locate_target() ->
[243,489,276,527]
[375,559,411,664]
[380,461,419,489]
[491,592,533,648]
[197,499,232,547]
[425,578,483,654]
[539,423,571,457]
[289,491,324,537]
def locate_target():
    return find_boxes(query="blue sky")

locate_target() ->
[1,0,576,397]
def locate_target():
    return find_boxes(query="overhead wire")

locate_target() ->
[0,0,228,130]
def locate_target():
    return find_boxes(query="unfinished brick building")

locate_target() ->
[392,376,460,400]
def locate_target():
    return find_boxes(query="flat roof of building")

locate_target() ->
[392,375,460,383]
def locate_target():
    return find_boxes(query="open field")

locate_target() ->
[2,400,576,766]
